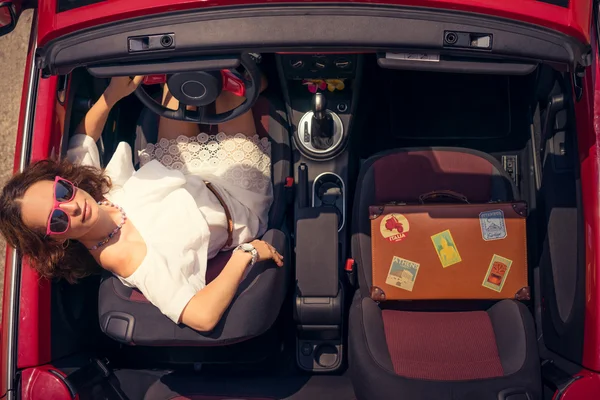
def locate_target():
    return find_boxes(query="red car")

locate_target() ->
[1,0,600,399]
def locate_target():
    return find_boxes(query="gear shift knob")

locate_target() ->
[312,93,327,120]
[310,92,334,150]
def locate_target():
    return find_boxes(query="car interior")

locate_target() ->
[31,8,590,399]
[42,51,586,400]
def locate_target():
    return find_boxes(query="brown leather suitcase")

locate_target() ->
[369,200,529,301]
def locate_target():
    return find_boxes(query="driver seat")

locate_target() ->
[96,91,292,347]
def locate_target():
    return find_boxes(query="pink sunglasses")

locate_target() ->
[46,176,76,236]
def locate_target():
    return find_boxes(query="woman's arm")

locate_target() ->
[180,240,284,332]
[180,251,252,331]
[74,76,143,142]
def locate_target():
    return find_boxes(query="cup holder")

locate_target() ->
[297,340,342,371]
[314,344,339,368]
[312,172,345,231]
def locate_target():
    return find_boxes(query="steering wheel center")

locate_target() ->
[167,71,221,107]
[181,80,208,99]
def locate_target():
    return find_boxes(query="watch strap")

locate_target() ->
[235,244,258,266]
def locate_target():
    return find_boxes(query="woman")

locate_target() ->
[0,75,283,332]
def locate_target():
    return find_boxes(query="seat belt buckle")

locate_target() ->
[92,358,112,378]
[497,388,533,400]
[284,176,294,204]
[345,258,356,287]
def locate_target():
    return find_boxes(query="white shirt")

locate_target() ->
[66,134,272,323]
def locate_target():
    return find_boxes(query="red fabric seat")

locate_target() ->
[348,148,541,400]
[382,309,504,381]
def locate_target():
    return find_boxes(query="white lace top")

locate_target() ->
[66,133,272,324]
[139,133,271,194]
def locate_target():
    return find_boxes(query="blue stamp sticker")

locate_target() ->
[479,209,507,241]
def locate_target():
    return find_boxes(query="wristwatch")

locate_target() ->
[234,243,258,266]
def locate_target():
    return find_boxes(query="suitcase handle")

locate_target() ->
[419,190,469,204]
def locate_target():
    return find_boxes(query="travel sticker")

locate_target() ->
[385,256,420,292]
[482,254,513,292]
[479,209,507,241]
[380,213,410,242]
[431,229,462,268]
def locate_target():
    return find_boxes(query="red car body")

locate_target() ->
[31,0,594,45]
[2,0,600,399]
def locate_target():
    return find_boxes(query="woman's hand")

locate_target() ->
[74,75,144,141]
[104,76,144,105]
[250,240,284,267]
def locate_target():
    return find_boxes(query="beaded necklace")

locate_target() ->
[87,201,127,251]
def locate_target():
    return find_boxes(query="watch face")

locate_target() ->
[241,243,254,252]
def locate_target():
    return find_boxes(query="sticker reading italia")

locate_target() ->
[380,213,410,242]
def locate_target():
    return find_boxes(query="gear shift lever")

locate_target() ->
[310,93,334,150]
[313,92,327,121]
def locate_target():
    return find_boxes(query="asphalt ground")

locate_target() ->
[0,10,33,318]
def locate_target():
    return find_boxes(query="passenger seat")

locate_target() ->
[348,148,541,400]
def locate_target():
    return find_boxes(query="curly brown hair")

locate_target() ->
[0,159,112,283]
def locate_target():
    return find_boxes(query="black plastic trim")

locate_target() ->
[497,388,533,400]
[101,311,135,344]
[378,55,537,75]
[538,0,569,7]
[87,55,240,77]
[37,4,590,76]
[295,287,344,326]
[541,360,583,398]
[57,0,106,13]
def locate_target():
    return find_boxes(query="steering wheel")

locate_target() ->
[134,53,262,125]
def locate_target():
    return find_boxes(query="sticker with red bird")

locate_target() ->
[380,213,410,242]
[385,256,420,291]
[482,254,513,292]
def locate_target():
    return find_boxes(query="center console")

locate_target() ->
[277,53,363,373]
